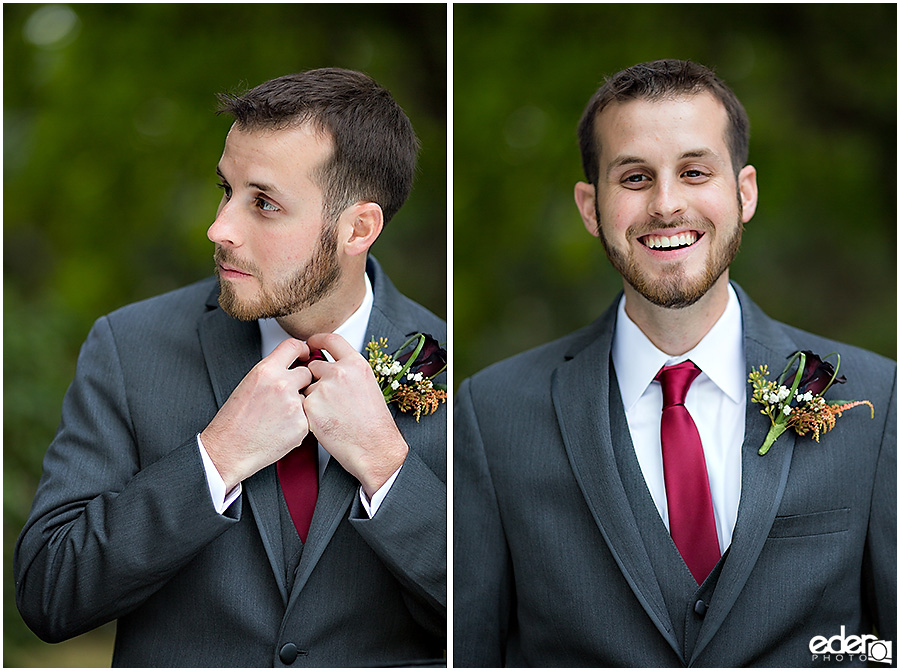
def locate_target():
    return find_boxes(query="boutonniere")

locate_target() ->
[749,350,874,455]
[366,333,447,421]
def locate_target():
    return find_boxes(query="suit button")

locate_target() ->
[279,643,298,664]
[694,599,708,617]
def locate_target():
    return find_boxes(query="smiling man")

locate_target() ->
[454,59,895,666]
[15,69,446,667]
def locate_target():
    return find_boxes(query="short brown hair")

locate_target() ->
[217,68,419,225]
[577,59,750,185]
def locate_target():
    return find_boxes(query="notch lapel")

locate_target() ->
[690,286,798,664]
[197,285,291,603]
[551,305,682,660]
[198,288,260,409]
[288,258,412,599]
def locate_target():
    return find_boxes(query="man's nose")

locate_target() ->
[207,201,242,247]
[648,178,687,221]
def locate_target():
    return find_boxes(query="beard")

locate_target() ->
[596,204,743,310]
[214,221,342,321]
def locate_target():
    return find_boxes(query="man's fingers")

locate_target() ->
[259,339,313,391]
[300,379,318,398]
[292,366,313,391]
[307,333,357,361]
[268,338,311,369]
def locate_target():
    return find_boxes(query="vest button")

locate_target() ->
[694,599,708,617]
[279,642,298,664]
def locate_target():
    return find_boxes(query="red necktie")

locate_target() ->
[655,361,721,584]
[277,348,325,543]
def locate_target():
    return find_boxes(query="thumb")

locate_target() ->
[266,338,311,370]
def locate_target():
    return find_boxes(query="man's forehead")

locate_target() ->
[597,90,727,121]
[219,122,334,185]
[594,92,730,162]
[224,120,334,153]
[226,117,330,138]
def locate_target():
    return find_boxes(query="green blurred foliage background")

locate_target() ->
[4,2,898,666]
[4,3,445,666]
[454,3,896,383]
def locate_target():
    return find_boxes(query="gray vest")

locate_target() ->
[609,366,724,660]
[278,483,305,595]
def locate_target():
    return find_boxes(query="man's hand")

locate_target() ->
[305,333,409,499]
[201,338,315,491]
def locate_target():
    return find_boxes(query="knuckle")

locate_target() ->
[315,415,339,435]
[348,358,370,378]
[257,364,281,386]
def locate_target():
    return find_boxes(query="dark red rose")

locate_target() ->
[795,350,846,396]
[399,333,447,379]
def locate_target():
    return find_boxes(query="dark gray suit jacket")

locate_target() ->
[454,284,895,666]
[15,257,446,667]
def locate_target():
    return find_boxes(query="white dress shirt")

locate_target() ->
[199,273,400,518]
[611,284,745,552]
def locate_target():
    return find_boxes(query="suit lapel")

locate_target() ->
[198,285,291,602]
[288,258,410,598]
[551,303,682,660]
[690,285,798,663]
[198,289,260,409]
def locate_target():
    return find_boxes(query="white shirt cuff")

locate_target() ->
[197,434,242,515]
[358,465,402,518]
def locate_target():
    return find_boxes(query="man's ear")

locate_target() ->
[341,202,384,257]
[574,182,601,238]
[738,165,758,224]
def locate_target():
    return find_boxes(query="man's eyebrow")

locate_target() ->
[215,165,283,195]
[605,148,719,177]
[679,148,715,160]
[606,155,646,177]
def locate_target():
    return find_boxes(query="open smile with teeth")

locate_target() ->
[640,231,701,250]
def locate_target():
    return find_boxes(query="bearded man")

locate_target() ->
[15,69,446,667]
[454,59,895,667]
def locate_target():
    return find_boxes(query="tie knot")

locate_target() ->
[655,360,701,408]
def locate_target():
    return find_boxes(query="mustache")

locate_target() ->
[626,217,715,239]
[214,246,259,275]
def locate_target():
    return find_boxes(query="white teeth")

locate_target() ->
[643,231,698,250]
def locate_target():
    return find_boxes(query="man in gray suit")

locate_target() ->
[15,69,446,667]
[454,59,895,666]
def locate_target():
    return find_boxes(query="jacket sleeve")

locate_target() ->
[13,315,239,643]
[863,368,897,644]
[348,403,447,637]
[452,377,514,667]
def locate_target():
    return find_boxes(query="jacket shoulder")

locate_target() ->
[376,290,446,341]
[368,257,446,341]
[773,321,895,402]
[463,318,606,403]
[736,283,896,400]
[103,277,217,332]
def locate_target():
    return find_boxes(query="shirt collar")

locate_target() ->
[612,283,745,410]
[258,272,374,359]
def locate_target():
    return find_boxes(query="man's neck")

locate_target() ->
[275,266,368,341]
[622,274,731,357]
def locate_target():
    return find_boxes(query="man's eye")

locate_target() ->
[256,198,279,212]
[216,182,232,199]
[622,174,649,187]
[682,169,709,179]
